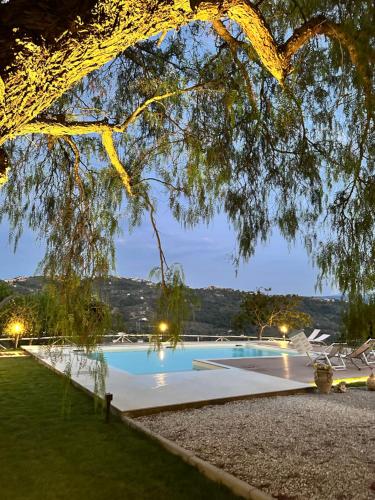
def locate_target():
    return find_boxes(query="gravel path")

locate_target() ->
[137,390,375,500]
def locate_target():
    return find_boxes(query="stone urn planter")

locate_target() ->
[367,371,375,391]
[314,363,333,394]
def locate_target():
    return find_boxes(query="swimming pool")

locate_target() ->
[91,344,297,375]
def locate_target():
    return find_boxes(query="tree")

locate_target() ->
[234,288,311,340]
[0,1,373,347]
[341,294,375,344]
[0,282,114,347]
[0,280,12,303]
[0,293,41,347]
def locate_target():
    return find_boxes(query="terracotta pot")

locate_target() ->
[367,373,375,391]
[314,369,333,394]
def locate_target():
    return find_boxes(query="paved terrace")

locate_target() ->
[213,344,370,383]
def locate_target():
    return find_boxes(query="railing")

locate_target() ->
[109,333,288,343]
[0,333,290,348]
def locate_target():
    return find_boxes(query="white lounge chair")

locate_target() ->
[307,329,320,341]
[308,343,347,370]
[310,333,330,345]
[289,331,346,370]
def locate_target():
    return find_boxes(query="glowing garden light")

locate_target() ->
[158,322,168,333]
[10,321,25,335]
[5,320,26,348]
[279,324,288,340]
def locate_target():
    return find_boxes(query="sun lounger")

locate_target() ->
[310,333,330,345]
[308,343,347,370]
[307,329,321,341]
[343,339,375,369]
[289,331,347,370]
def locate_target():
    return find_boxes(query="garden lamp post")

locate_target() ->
[8,320,26,348]
[158,322,169,344]
[279,324,288,341]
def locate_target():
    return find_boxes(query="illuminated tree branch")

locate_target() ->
[13,83,214,194]
[282,16,373,108]
[99,131,131,196]
[16,83,212,137]
[0,0,371,148]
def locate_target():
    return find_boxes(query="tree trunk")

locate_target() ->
[257,325,266,340]
[0,0,298,147]
[0,0,196,144]
[0,1,369,148]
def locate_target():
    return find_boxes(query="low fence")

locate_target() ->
[0,333,289,348]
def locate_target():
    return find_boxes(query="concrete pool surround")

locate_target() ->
[24,342,311,416]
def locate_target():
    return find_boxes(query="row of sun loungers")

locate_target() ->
[290,331,375,371]
[306,329,331,345]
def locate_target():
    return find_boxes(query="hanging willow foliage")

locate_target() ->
[149,264,199,348]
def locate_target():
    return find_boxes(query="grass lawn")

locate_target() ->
[0,357,239,500]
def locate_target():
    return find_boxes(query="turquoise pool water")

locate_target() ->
[93,345,296,375]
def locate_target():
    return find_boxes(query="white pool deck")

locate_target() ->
[23,343,312,416]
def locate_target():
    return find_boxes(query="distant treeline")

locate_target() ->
[5,276,345,338]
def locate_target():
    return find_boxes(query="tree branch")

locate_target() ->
[0,0,372,147]
[136,177,185,193]
[101,130,133,196]
[120,82,216,129]
[225,1,288,81]
[282,16,373,110]
[62,136,87,201]
[142,191,168,288]
[13,82,216,192]
[15,82,215,138]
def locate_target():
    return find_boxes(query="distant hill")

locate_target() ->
[4,276,345,338]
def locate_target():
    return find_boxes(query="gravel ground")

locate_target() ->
[137,390,375,500]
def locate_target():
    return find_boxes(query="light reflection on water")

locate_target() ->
[281,353,290,378]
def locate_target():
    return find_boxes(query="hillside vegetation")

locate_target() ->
[4,276,344,339]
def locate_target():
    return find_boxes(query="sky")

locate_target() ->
[0,198,337,296]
